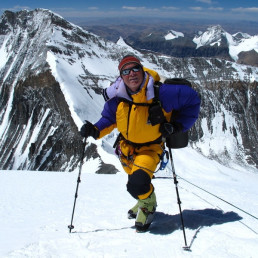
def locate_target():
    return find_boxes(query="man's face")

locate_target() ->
[121,63,144,92]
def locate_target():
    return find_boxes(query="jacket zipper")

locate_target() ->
[126,103,132,139]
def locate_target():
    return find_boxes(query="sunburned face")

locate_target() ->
[121,63,144,92]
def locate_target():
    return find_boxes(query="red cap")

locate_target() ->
[118,55,142,71]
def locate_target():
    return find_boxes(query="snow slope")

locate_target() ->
[1,146,258,257]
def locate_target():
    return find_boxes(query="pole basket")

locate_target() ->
[68,225,74,232]
[183,246,191,252]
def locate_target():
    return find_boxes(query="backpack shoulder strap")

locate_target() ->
[154,78,192,103]
[164,78,192,87]
[153,82,162,103]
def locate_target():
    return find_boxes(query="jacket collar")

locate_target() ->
[116,72,155,101]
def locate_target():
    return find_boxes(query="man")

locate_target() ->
[80,55,200,232]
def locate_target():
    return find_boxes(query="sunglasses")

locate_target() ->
[121,65,142,76]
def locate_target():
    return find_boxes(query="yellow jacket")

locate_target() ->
[98,72,171,144]
[116,74,170,144]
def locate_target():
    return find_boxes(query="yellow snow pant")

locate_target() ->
[119,140,163,200]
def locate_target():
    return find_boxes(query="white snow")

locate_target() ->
[195,107,244,165]
[193,26,225,49]
[116,36,143,56]
[46,45,109,128]
[165,30,184,41]
[1,147,258,257]
[0,36,9,70]
[229,35,258,61]
[116,37,130,47]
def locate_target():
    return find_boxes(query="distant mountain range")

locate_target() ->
[84,24,258,67]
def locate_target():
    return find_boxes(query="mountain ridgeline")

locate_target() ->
[0,9,257,171]
[125,26,258,67]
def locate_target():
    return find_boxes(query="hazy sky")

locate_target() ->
[1,0,258,22]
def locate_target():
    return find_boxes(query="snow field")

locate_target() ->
[1,147,258,257]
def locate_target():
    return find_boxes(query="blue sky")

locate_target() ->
[1,0,258,22]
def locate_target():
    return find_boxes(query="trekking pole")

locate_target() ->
[168,147,190,251]
[68,137,87,233]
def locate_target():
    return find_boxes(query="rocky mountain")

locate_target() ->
[0,9,257,171]
[0,9,120,172]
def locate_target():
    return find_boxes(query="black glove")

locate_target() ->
[159,122,183,138]
[148,104,166,126]
[80,121,100,139]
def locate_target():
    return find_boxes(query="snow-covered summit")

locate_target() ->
[116,36,137,53]
[116,36,128,47]
[193,25,258,61]
[165,30,184,40]
[193,25,234,50]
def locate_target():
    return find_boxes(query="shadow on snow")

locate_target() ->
[72,208,242,238]
[149,208,242,235]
